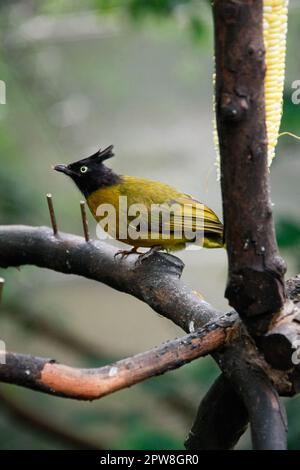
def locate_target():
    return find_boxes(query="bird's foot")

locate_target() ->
[135,245,163,265]
[114,246,142,260]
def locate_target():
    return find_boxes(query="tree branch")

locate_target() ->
[260,277,300,370]
[185,373,248,450]
[1,224,299,449]
[0,225,220,332]
[213,0,286,333]
[1,225,300,397]
[4,303,196,420]
[0,316,235,400]
[185,279,300,450]
[216,339,288,450]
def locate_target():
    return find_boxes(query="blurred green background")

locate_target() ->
[0,0,299,450]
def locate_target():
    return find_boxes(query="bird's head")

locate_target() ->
[54,145,120,197]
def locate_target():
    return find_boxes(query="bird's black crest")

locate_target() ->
[54,144,119,197]
[89,145,114,162]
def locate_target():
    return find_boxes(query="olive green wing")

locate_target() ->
[176,194,224,248]
[127,190,224,248]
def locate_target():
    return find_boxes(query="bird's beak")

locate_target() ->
[54,164,71,175]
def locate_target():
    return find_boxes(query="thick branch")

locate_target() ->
[1,224,299,450]
[260,276,300,370]
[0,317,234,400]
[185,373,248,450]
[0,225,220,331]
[5,303,195,419]
[187,293,300,450]
[1,225,300,397]
[215,335,288,450]
[213,0,286,332]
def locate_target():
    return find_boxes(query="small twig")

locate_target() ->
[0,277,4,304]
[0,320,232,400]
[46,194,58,236]
[80,201,89,242]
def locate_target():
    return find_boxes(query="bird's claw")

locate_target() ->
[134,246,162,266]
[114,247,141,260]
[114,250,131,260]
[114,246,163,264]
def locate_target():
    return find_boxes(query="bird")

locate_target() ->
[54,145,224,260]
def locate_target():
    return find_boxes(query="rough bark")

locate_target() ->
[213,0,286,333]
[0,225,220,331]
[0,318,233,400]
[185,374,248,450]
[215,340,288,450]
[0,224,299,450]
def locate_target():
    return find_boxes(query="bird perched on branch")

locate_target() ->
[54,146,223,260]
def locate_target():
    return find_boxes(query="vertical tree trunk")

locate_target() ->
[213,0,286,333]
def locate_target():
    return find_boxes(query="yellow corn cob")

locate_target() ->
[264,0,289,165]
[214,0,289,173]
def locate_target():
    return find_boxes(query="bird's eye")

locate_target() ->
[80,166,88,174]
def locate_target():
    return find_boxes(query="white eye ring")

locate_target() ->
[80,166,88,174]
